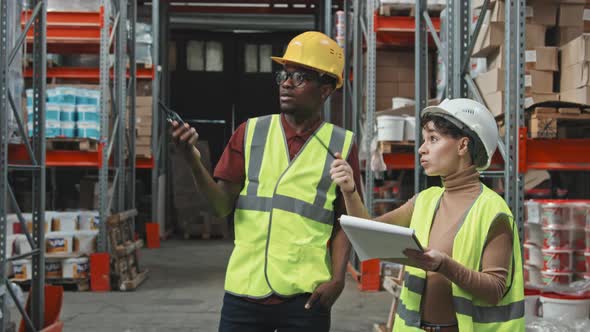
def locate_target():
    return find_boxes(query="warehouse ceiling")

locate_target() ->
[139,0,343,31]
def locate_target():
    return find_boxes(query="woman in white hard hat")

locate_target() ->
[330,98,524,332]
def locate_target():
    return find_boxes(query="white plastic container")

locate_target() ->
[377,115,404,141]
[524,223,543,247]
[15,234,32,256]
[78,211,99,230]
[524,244,543,269]
[392,97,415,109]
[541,271,573,286]
[52,212,78,232]
[73,230,98,254]
[540,293,590,320]
[403,116,416,141]
[542,248,574,271]
[542,225,573,249]
[524,264,543,286]
[63,257,89,279]
[567,202,589,229]
[525,200,541,224]
[541,202,566,227]
[45,260,62,279]
[12,259,32,280]
[45,231,73,254]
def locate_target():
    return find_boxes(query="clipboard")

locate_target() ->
[339,215,424,262]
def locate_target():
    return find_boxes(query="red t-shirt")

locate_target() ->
[213,113,363,221]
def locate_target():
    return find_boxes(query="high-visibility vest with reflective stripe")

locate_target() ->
[224,114,354,298]
[393,184,525,332]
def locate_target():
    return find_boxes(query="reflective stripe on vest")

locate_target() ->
[225,114,354,298]
[393,185,525,332]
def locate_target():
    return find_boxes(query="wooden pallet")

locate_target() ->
[530,109,590,139]
[108,209,148,291]
[46,138,98,152]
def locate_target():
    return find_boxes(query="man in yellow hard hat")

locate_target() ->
[171,31,362,331]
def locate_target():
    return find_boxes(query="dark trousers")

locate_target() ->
[218,293,331,332]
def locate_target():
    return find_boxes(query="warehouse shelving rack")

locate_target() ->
[345,0,590,291]
[6,0,158,253]
[1,2,155,324]
[343,0,523,289]
[1,1,47,330]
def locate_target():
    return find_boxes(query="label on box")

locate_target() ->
[525,97,534,108]
[525,75,532,87]
[526,6,533,18]
[525,50,537,63]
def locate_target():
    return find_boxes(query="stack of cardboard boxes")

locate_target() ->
[375,50,417,111]
[473,0,562,116]
[134,96,152,158]
[134,82,153,158]
[560,34,590,104]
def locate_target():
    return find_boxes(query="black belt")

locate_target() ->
[420,321,458,332]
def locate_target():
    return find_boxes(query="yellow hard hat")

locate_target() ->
[271,31,344,88]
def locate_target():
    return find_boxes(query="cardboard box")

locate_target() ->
[136,144,152,158]
[136,96,153,108]
[524,92,559,108]
[377,67,397,83]
[561,34,590,68]
[490,0,504,22]
[555,27,584,46]
[377,83,398,98]
[473,23,504,57]
[530,116,557,138]
[475,68,504,95]
[560,86,590,104]
[136,136,151,146]
[376,50,414,68]
[525,70,554,93]
[376,97,393,111]
[560,62,590,91]
[525,47,558,71]
[488,47,504,69]
[398,83,415,98]
[559,5,584,28]
[482,91,503,117]
[396,68,415,83]
[136,126,151,136]
[526,1,558,26]
[526,24,546,49]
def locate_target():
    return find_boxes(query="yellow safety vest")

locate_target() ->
[224,114,354,298]
[393,185,524,332]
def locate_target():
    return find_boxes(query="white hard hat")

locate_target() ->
[421,98,499,171]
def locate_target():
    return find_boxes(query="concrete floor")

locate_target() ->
[56,240,391,331]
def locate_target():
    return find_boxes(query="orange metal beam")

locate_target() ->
[382,152,415,170]
[384,136,590,171]
[24,67,154,80]
[375,15,440,48]
[8,144,153,169]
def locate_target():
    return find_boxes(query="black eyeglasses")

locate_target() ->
[275,70,317,87]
